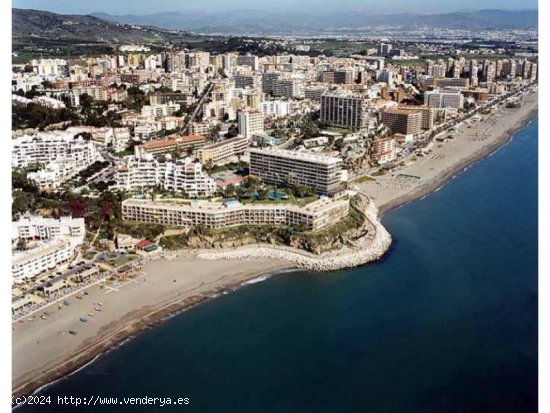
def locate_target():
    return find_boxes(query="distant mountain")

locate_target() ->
[91,9,538,34]
[12,8,196,44]
[12,7,537,48]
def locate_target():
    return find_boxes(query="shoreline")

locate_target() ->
[377,105,538,217]
[12,94,538,400]
[13,260,294,399]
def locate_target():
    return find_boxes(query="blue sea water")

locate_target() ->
[17,118,538,413]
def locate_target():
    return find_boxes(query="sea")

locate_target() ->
[16,117,538,413]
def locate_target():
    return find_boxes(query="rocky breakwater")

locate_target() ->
[198,197,392,272]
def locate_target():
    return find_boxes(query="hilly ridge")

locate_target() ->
[91,8,538,35]
[12,8,194,44]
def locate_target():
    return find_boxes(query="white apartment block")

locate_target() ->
[122,196,350,232]
[12,239,75,282]
[135,123,162,139]
[141,103,181,119]
[12,133,101,189]
[31,59,67,77]
[190,120,219,136]
[89,127,114,146]
[11,133,100,168]
[116,157,216,197]
[423,91,464,109]
[12,74,42,93]
[113,128,132,152]
[12,215,85,246]
[249,148,343,195]
[72,86,128,102]
[198,136,249,165]
[238,110,265,139]
[372,137,397,164]
[26,163,69,191]
[260,100,290,117]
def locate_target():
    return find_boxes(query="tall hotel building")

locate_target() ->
[238,110,264,139]
[320,94,369,131]
[249,148,343,195]
[321,70,354,84]
[397,105,435,130]
[423,91,464,109]
[381,109,422,135]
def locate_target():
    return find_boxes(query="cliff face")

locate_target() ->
[160,197,368,255]
[168,225,368,255]
[198,198,393,272]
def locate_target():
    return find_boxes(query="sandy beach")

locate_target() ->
[12,256,292,398]
[12,89,538,399]
[357,91,538,214]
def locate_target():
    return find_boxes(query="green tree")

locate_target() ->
[16,238,27,251]
[303,120,320,139]
[225,124,238,138]
[80,93,93,115]
[225,184,237,198]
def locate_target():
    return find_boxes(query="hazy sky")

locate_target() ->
[12,0,538,15]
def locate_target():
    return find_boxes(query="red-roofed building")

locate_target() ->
[136,240,153,250]
[134,134,206,158]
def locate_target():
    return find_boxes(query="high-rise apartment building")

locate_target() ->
[397,105,435,130]
[236,54,259,71]
[238,110,264,139]
[249,148,343,195]
[234,74,262,89]
[262,72,281,95]
[321,70,354,84]
[423,91,464,109]
[378,43,392,56]
[381,109,422,135]
[484,62,496,83]
[320,94,370,131]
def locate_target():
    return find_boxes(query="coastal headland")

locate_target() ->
[12,90,538,399]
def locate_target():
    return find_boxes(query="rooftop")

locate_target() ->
[249,148,342,165]
[139,134,205,150]
[123,195,348,216]
[200,136,248,150]
[383,108,422,115]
